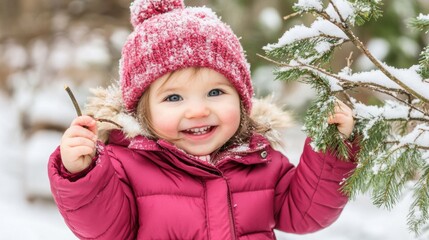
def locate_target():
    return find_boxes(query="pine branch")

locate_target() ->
[318,4,429,103]
[372,147,422,209]
[409,14,429,32]
[341,116,391,195]
[259,54,404,94]
[258,54,429,117]
[417,46,429,79]
[408,166,429,234]
[263,1,429,233]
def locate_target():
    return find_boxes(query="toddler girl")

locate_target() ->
[48,0,358,239]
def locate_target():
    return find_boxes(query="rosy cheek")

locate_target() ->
[223,107,241,128]
[151,113,179,137]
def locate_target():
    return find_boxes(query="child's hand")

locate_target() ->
[327,99,355,139]
[60,116,98,174]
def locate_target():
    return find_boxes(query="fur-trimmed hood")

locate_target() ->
[83,84,294,152]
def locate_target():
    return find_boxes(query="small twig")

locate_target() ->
[329,0,347,24]
[93,117,123,128]
[257,53,283,65]
[384,141,429,150]
[384,118,429,123]
[283,12,300,21]
[346,52,354,68]
[64,85,123,129]
[414,130,426,143]
[64,85,82,116]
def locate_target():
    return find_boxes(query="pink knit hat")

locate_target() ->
[119,0,253,113]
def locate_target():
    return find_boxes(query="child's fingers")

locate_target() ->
[334,101,353,116]
[327,113,349,124]
[328,101,353,125]
[328,100,353,123]
[62,145,95,173]
[65,137,96,149]
[331,107,352,121]
[63,116,98,141]
[71,115,98,135]
[70,145,96,157]
[327,99,355,138]
[61,117,98,173]
[61,142,95,160]
[65,125,97,141]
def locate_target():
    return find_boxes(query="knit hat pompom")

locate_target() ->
[130,0,185,27]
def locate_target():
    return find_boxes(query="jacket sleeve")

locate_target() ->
[274,137,358,234]
[48,143,138,239]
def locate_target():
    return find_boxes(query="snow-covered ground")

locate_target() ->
[0,92,75,239]
[0,90,422,240]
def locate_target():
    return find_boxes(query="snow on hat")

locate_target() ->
[119,0,253,113]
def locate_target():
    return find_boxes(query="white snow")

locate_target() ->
[263,18,348,51]
[293,0,324,12]
[353,99,427,120]
[325,0,355,23]
[314,41,332,54]
[48,38,73,71]
[2,41,28,69]
[24,130,63,198]
[0,92,75,239]
[74,35,111,68]
[417,13,429,20]
[27,82,77,127]
[331,63,429,102]
[258,7,283,32]
[399,124,429,147]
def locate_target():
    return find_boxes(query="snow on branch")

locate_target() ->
[262,0,429,235]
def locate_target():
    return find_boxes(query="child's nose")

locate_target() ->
[184,100,210,119]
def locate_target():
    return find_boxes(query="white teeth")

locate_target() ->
[186,126,211,135]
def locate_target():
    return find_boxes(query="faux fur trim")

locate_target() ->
[83,84,294,151]
[83,84,145,142]
[251,96,294,153]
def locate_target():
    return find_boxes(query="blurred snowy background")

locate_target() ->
[1,0,429,239]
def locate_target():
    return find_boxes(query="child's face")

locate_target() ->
[148,67,241,156]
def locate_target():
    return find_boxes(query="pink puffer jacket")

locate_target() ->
[48,129,357,240]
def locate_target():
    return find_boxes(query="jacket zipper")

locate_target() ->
[224,176,237,240]
[201,161,236,240]
[200,180,211,240]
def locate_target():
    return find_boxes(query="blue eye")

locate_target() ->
[208,89,224,97]
[165,94,183,102]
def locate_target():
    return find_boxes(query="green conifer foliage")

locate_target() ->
[264,0,429,235]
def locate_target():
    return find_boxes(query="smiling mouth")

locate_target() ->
[182,126,215,135]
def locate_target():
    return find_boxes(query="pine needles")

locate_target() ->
[263,0,429,235]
